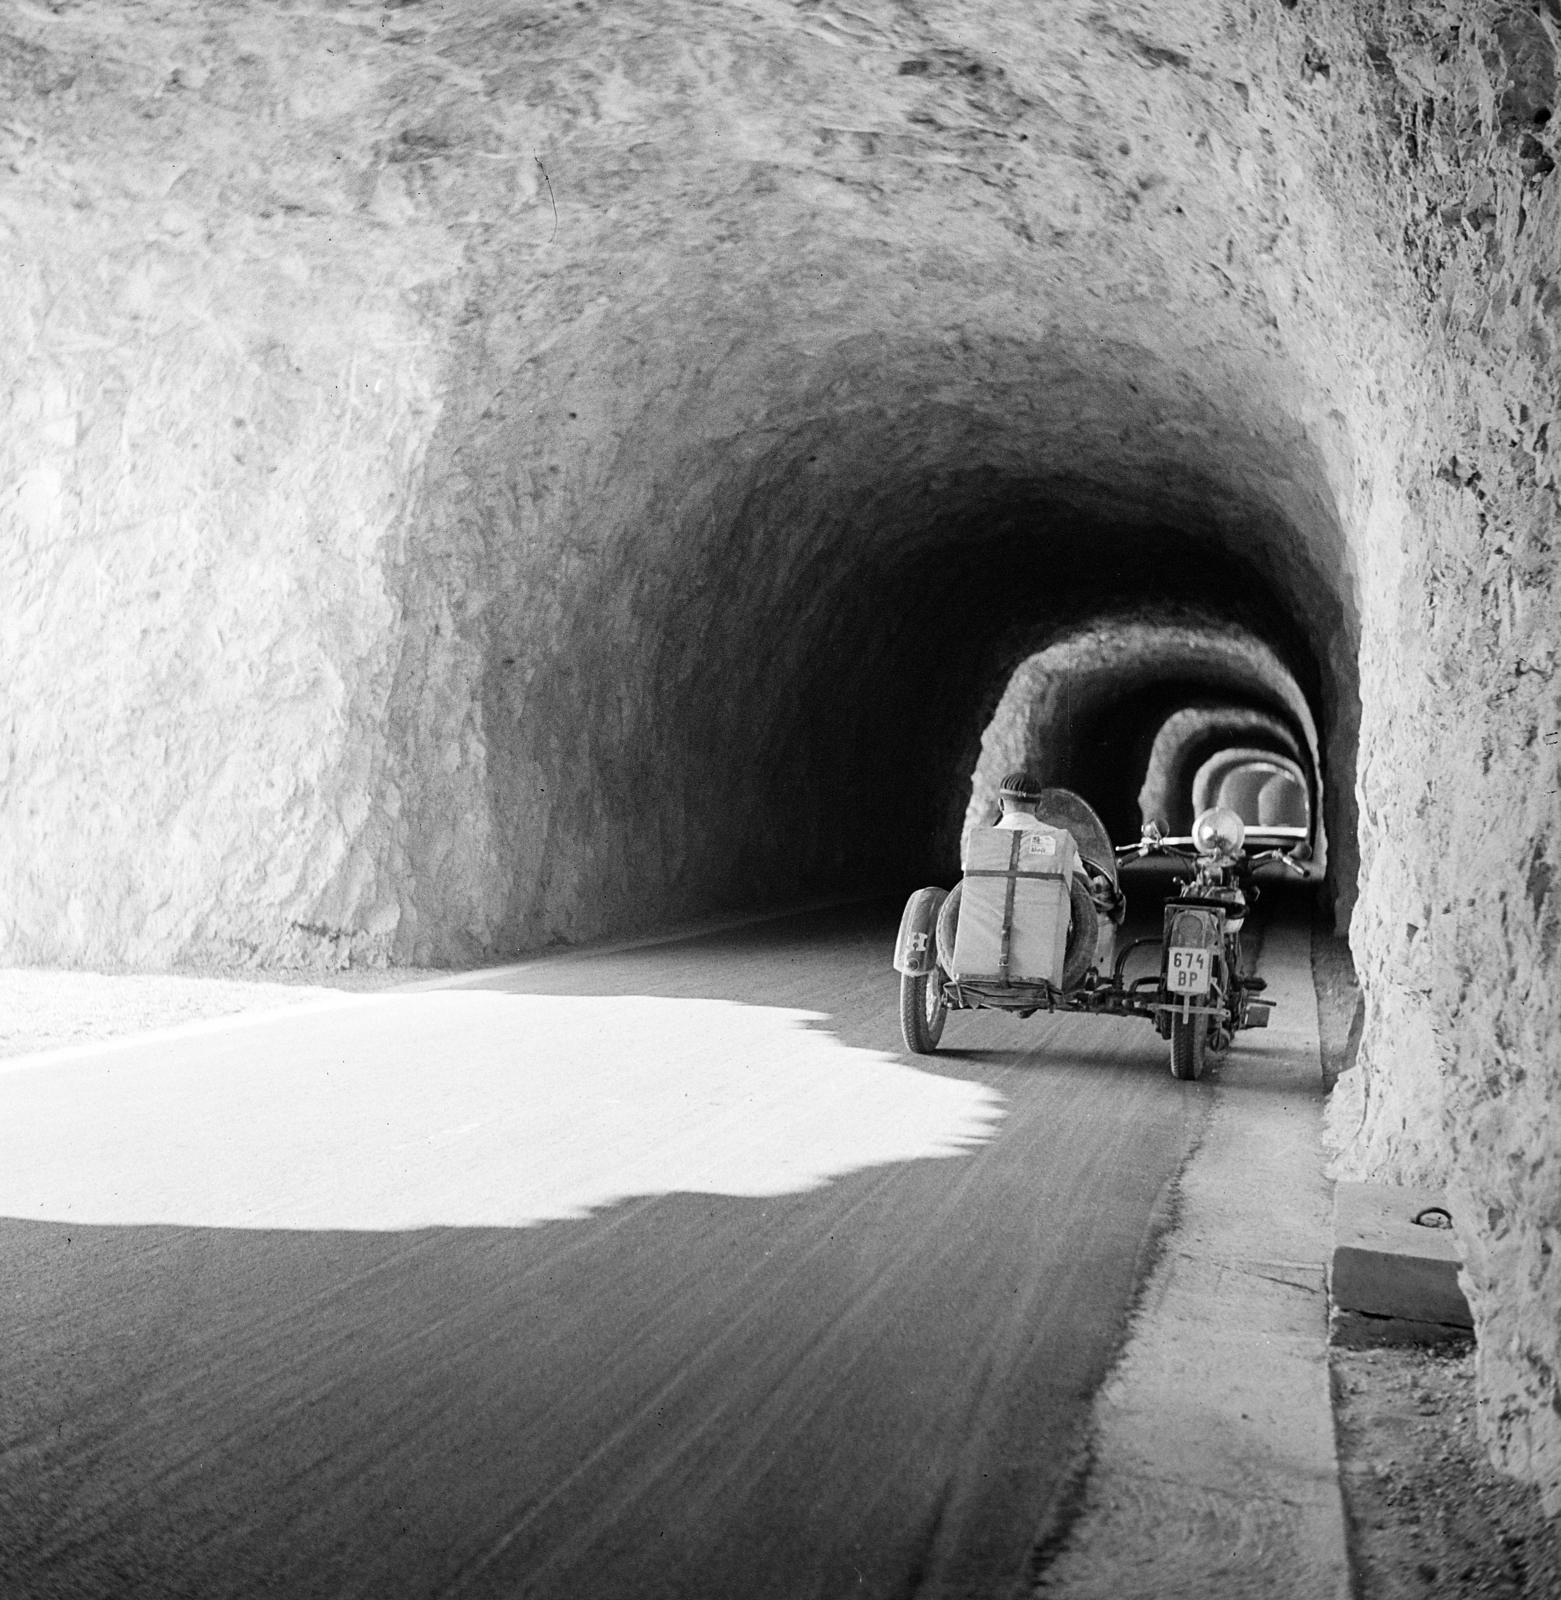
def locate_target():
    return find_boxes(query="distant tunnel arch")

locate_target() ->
[1138,704,1311,837]
[965,617,1326,867]
[1192,748,1313,836]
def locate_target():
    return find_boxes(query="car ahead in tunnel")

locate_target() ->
[892,790,1309,1079]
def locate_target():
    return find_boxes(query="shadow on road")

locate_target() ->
[0,898,1264,1600]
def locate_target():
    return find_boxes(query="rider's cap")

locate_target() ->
[998,771,1043,803]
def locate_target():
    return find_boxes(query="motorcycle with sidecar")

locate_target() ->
[892,789,1309,1079]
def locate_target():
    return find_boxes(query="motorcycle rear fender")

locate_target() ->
[1159,904,1224,1021]
[1163,903,1222,953]
[894,886,948,975]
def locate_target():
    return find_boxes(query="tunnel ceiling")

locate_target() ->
[430,2,1367,934]
[450,3,1361,682]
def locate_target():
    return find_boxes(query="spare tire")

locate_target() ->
[936,880,962,974]
[935,872,1098,990]
[1061,873,1099,990]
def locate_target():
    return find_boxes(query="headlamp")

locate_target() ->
[1191,805,1246,858]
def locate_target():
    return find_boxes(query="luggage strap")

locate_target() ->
[962,868,1066,879]
[998,834,1019,982]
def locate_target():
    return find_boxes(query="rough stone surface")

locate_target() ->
[1311,2,1561,1512]
[1,0,1559,1507]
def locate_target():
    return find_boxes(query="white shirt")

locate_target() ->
[994,808,1044,830]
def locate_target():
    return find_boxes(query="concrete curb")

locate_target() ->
[1032,918,1351,1599]
[1329,1181,1472,1347]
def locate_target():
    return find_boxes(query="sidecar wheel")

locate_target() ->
[900,969,947,1054]
[1169,1009,1209,1080]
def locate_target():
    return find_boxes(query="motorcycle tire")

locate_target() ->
[1169,1007,1209,1080]
[899,969,947,1055]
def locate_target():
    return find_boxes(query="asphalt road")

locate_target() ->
[0,894,1281,1600]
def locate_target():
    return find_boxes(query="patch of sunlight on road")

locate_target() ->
[0,991,1005,1231]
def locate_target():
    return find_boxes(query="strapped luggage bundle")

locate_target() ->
[949,824,1078,988]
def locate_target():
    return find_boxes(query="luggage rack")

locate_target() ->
[940,962,1164,1021]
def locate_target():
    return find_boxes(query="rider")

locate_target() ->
[995,770,1125,951]
[994,770,1047,828]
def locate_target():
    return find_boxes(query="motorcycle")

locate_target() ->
[892,791,1309,1079]
[1114,807,1310,1080]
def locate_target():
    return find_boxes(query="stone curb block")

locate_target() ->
[1329,1181,1472,1347]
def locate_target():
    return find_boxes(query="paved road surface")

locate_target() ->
[0,897,1283,1600]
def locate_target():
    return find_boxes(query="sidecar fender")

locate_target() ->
[894,887,949,975]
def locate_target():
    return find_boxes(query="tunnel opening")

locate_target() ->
[1193,749,1312,839]
[960,608,1326,883]
[482,533,1345,951]
[1140,703,1312,837]
[471,346,1358,958]
[1041,671,1317,850]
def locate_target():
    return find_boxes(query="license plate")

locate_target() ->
[1167,947,1212,994]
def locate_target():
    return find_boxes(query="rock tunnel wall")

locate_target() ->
[1,0,1559,1506]
[1315,1,1561,1509]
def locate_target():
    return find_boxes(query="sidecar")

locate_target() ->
[893,788,1134,1054]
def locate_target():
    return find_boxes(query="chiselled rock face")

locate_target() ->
[2,0,1559,1510]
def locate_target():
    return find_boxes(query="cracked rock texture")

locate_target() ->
[1,0,1559,1508]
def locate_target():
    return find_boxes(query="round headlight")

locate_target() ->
[1192,806,1246,857]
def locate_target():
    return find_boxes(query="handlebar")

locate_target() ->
[1249,848,1311,876]
[1114,839,1310,874]
[1114,838,1196,862]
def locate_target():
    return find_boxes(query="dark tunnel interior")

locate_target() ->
[474,368,1353,953]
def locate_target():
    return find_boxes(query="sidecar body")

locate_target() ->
[895,789,1142,1053]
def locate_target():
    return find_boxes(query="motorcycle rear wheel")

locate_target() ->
[1169,1008,1209,1080]
[900,969,948,1054]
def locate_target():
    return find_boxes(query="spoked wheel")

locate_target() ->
[1169,1005,1209,1080]
[899,967,948,1054]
